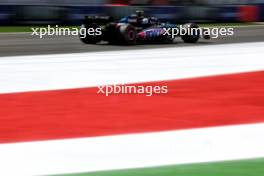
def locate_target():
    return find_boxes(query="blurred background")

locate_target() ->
[0,0,264,25]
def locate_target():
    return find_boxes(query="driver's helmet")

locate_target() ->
[142,18,149,25]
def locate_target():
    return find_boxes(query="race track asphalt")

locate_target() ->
[0,25,264,57]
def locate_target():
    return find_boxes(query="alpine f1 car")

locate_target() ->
[79,11,210,45]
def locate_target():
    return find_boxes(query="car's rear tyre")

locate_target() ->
[181,23,200,43]
[117,24,137,45]
[79,23,102,44]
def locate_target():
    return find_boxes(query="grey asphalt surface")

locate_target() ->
[0,26,264,57]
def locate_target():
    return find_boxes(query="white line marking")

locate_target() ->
[0,123,264,176]
[0,42,264,94]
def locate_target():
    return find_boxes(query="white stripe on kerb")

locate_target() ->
[0,123,264,176]
[0,42,263,94]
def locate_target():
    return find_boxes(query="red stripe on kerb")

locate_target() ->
[0,71,263,143]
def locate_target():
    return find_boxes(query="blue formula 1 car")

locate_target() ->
[79,11,210,45]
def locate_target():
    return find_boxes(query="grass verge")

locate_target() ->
[54,158,264,176]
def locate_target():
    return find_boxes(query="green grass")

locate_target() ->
[0,26,79,33]
[54,158,264,176]
[0,26,33,33]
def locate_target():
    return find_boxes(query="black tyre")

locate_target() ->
[79,23,102,44]
[105,23,119,44]
[117,24,137,45]
[181,23,200,43]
